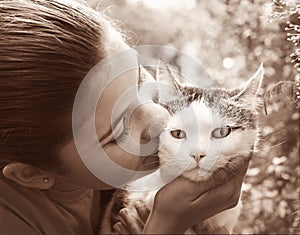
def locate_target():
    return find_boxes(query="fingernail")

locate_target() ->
[135,200,143,207]
[120,208,128,216]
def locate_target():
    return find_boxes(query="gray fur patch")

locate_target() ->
[166,86,257,129]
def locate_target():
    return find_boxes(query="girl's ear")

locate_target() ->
[230,64,264,109]
[2,162,55,189]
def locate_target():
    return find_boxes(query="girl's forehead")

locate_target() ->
[94,70,139,130]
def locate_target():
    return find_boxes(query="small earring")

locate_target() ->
[43,178,49,183]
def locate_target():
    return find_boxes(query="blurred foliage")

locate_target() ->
[84,0,299,234]
[267,0,300,73]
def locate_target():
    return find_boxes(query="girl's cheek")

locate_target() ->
[127,103,169,142]
[103,141,144,170]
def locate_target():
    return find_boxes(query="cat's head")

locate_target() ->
[154,65,264,183]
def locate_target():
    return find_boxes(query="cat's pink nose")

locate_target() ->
[191,154,205,162]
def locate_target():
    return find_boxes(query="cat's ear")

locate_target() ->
[156,65,182,104]
[137,65,158,102]
[231,64,264,109]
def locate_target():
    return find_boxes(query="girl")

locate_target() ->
[0,0,250,234]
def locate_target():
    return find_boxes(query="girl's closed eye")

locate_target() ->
[98,118,126,146]
[112,118,126,141]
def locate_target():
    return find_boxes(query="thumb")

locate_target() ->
[162,173,226,201]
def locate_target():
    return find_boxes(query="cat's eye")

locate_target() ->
[211,126,231,139]
[170,130,186,139]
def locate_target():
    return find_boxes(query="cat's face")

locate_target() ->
[159,99,258,182]
[156,65,264,183]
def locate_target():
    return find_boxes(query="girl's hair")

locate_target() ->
[0,0,113,171]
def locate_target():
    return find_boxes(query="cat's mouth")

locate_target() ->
[182,167,214,182]
[186,161,213,172]
[184,165,212,174]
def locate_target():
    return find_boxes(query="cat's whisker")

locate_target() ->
[164,162,188,172]
[256,141,287,152]
[162,161,181,167]
[158,153,173,158]
[229,150,255,158]
[141,160,161,167]
[214,156,251,178]
[227,141,286,159]
[222,165,241,177]
[158,156,175,163]
[213,168,234,182]
[160,160,174,165]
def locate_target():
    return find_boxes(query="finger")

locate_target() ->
[231,157,251,185]
[135,201,150,223]
[212,156,251,185]
[112,222,130,234]
[112,222,121,234]
[227,155,251,173]
[119,208,143,234]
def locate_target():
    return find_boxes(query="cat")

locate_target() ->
[101,64,264,234]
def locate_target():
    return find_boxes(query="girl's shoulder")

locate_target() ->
[0,178,77,234]
[0,178,41,234]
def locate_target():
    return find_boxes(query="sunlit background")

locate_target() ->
[84,0,299,233]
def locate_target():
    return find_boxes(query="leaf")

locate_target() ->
[265,189,279,198]
[278,200,289,218]
[272,156,288,165]
[247,167,261,176]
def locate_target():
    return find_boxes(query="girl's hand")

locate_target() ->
[144,156,251,234]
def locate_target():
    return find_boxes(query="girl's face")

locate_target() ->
[57,69,168,190]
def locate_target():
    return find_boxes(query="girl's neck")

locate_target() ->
[52,176,89,192]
